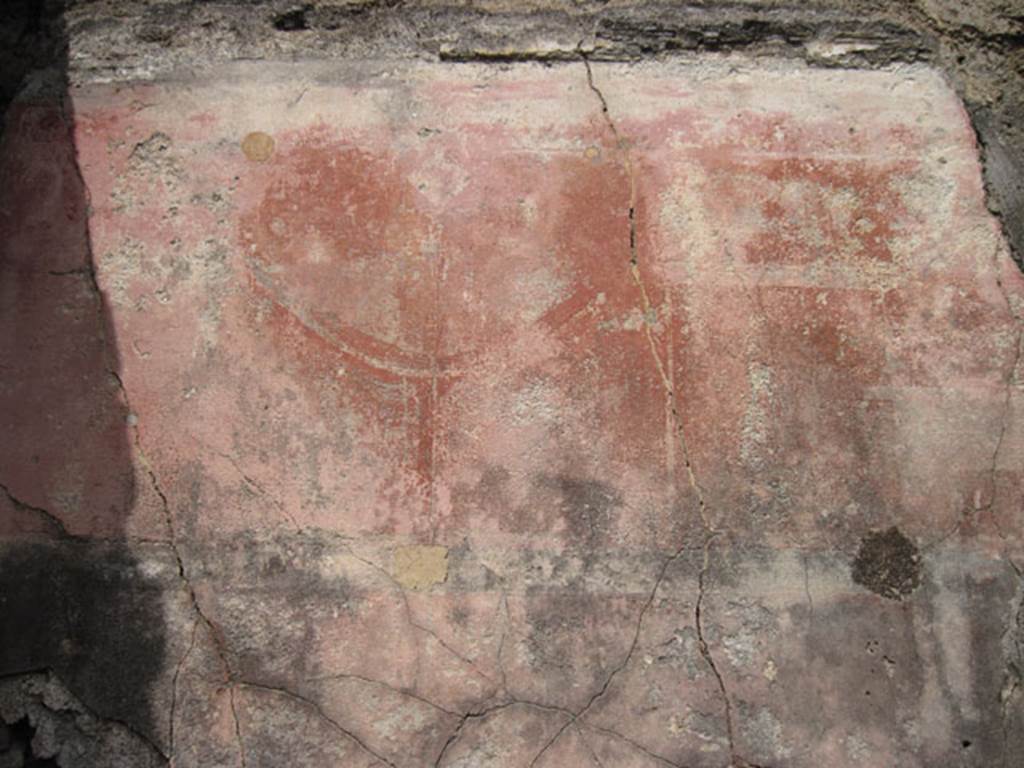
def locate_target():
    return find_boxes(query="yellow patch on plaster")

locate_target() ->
[241,131,275,162]
[393,545,448,590]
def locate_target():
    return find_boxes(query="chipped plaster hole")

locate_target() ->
[273,8,309,32]
[0,717,59,768]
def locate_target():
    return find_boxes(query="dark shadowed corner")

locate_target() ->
[0,1,168,764]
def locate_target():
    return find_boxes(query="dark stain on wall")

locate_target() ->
[0,0,168,756]
[851,526,922,600]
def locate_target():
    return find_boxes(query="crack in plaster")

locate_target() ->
[1001,561,1024,768]
[344,547,502,693]
[0,481,74,538]
[577,722,607,768]
[40,94,248,768]
[579,53,743,768]
[433,700,573,768]
[431,707,473,767]
[434,694,692,768]
[168,616,200,765]
[46,266,94,277]
[426,247,446,545]
[421,543,710,766]
[425,588,691,767]
[928,241,1024,552]
[986,241,1024,527]
[239,681,398,767]
[454,646,717,768]
[585,722,684,767]
[985,324,1023,524]
[165,454,501,737]
[0,506,717,765]
[229,684,248,768]
[802,553,815,627]
[495,587,512,697]
[0,480,171,548]
[303,671,461,717]
[157,525,554,768]
[695,541,736,761]
[159,450,507,741]
[433,54,767,768]
[170,534,544,768]
[193,437,302,531]
[117,434,502,767]
[112,372,245,767]
[6,95,244,767]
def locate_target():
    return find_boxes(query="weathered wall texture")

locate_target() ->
[1,3,1023,768]
[5,0,1022,269]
